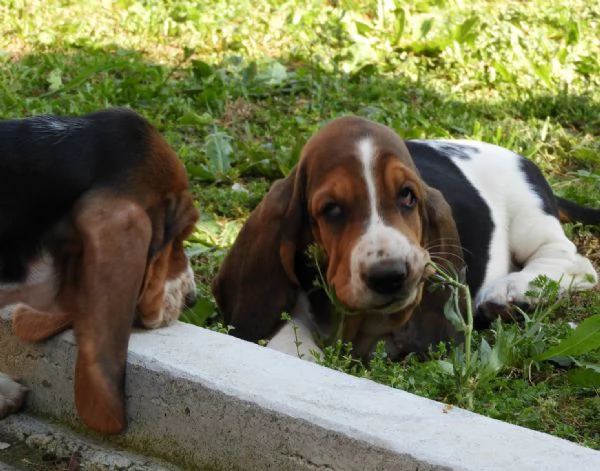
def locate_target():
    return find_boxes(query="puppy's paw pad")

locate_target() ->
[475,301,528,328]
[0,373,27,418]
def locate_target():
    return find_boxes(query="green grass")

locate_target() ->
[1,0,599,450]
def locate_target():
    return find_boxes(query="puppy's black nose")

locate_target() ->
[184,291,198,308]
[365,262,407,295]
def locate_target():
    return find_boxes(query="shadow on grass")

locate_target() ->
[3,45,600,179]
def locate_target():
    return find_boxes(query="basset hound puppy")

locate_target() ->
[0,108,199,433]
[213,116,598,360]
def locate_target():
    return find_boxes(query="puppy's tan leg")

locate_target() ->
[12,304,72,341]
[71,192,151,434]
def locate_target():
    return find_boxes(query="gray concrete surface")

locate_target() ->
[0,414,174,470]
[1,307,600,470]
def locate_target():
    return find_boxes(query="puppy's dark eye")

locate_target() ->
[397,187,417,210]
[321,201,345,223]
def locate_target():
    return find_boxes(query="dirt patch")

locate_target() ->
[0,431,75,470]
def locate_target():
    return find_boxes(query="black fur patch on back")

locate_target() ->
[0,108,152,282]
[405,140,493,294]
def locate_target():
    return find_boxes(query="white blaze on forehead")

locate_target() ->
[357,137,381,225]
[346,136,426,309]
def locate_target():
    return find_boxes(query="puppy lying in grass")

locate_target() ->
[213,116,599,360]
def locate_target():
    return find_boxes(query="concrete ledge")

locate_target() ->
[1,308,600,470]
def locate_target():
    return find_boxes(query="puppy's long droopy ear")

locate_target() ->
[421,186,464,274]
[212,167,305,342]
[137,243,172,328]
[391,186,465,357]
[164,192,199,246]
[147,191,199,263]
[70,192,152,434]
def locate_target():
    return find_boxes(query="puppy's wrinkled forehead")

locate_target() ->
[300,116,416,178]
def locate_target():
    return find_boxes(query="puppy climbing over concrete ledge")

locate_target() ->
[0,108,199,433]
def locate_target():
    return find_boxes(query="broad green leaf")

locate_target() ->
[191,59,213,80]
[575,55,600,76]
[179,296,215,327]
[243,61,258,83]
[491,61,513,83]
[178,110,214,126]
[572,359,600,374]
[527,58,553,88]
[479,337,492,362]
[193,218,224,247]
[566,19,580,45]
[443,293,465,332]
[204,132,233,173]
[566,367,600,387]
[392,7,405,46]
[536,314,600,360]
[219,220,243,247]
[185,245,209,257]
[354,18,373,36]
[256,61,288,86]
[187,164,217,182]
[437,360,454,375]
[420,18,434,39]
[47,68,63,92]
[189,217,242,249]
[454,16,479,44]
[548,355,574,368]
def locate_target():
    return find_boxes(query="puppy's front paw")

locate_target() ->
[474,273,537,327]
[476,272,537,308]
[142,264,197,329]
[0,373,27,418]
[475,300,529,329]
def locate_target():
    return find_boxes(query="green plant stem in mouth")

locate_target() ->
[427,261,473,388]
[309,246,474,380]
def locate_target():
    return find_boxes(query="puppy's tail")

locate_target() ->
[556,196,600,225]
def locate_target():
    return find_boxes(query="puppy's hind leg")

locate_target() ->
[12,304,72,341]
[476,211,597,316]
